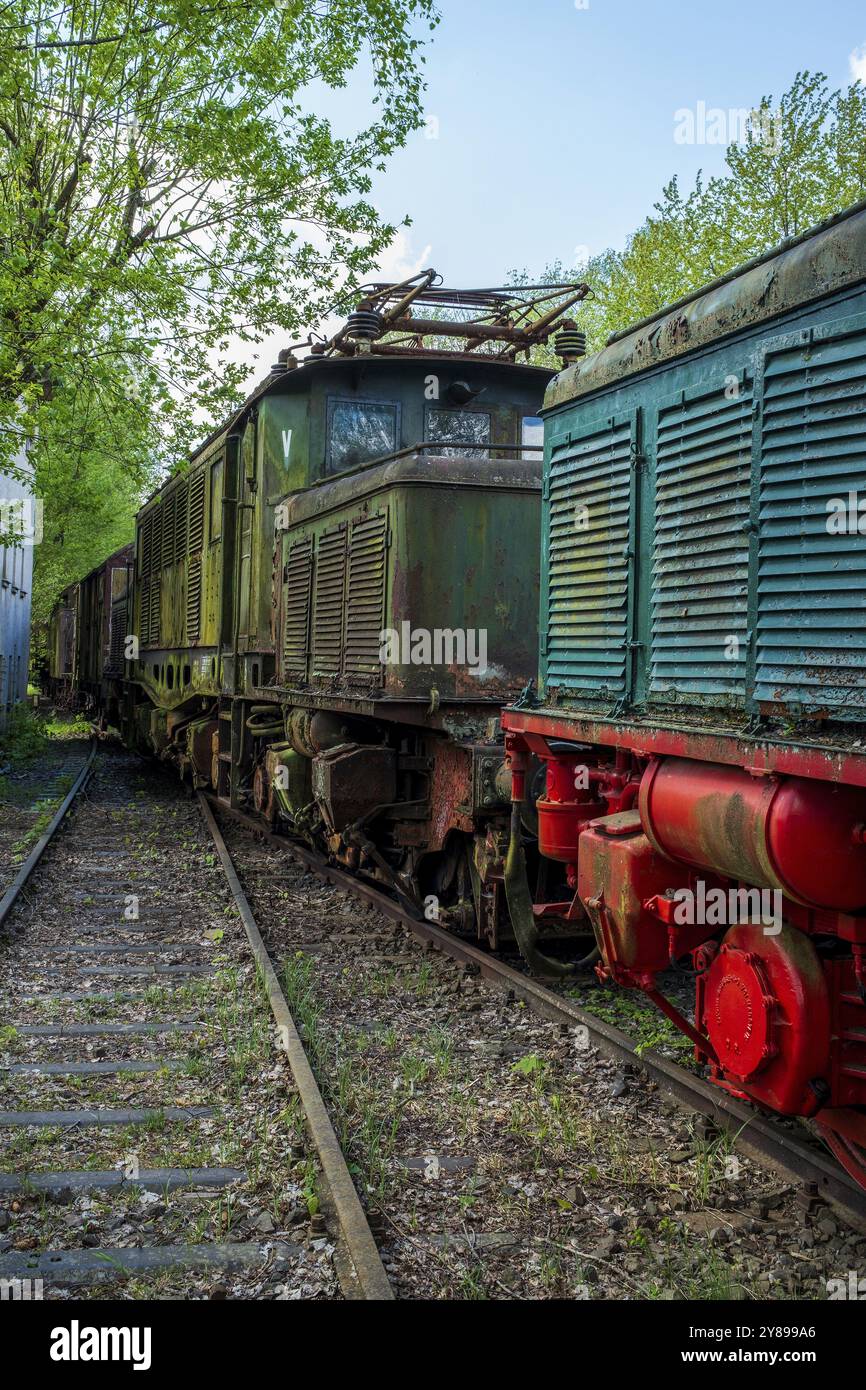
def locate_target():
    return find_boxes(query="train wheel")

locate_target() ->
[816,1108,866,1188]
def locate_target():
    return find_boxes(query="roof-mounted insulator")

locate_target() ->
[554,321,587,365]
[345,308,384,341]
[270,347,298,374]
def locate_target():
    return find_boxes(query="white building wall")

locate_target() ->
[0,440,36,730]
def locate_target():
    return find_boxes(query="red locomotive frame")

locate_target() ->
[502,707,866,1187]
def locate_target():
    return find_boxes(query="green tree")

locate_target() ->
[0,0,438,646]
[26,362,159,662]
[517,70,866,356]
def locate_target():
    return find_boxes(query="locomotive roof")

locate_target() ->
[155,272,588,481]
[189,348,555,464]
[544,195,866,411]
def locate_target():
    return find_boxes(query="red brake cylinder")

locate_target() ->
[536,755,604,864]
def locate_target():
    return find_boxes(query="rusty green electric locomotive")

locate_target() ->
[120,273,587,946]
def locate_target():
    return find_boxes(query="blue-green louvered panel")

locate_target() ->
[651,389,752,704]
[756,330,866,717]
[545,416,633,699]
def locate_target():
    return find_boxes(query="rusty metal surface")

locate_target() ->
[282,451,541,530]
[278,450,541,704]
[312,744,396,832]
[425,738,475,849]
[47,586,77,683]
[73,543,134,690]
[314,270,590,362]
[502,706,866,787]
[545,199,866,409]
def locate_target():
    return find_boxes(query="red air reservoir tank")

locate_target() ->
[639,757,866,913]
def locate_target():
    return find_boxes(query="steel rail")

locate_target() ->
[2,746,394,1297]
[197,793,395,1301]
[204,795,866,1234]
[0,741,98,932]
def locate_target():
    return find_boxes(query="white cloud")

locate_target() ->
[375,228,433,284]
[850,44,866,85]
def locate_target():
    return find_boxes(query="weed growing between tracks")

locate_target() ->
[562,975,696,1068]
[0,751,342,1300]
[258,858,866,1301]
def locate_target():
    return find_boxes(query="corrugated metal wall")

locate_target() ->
[138,465,206,650]
[755,331,866,715]
[546,416,634,702]
[650,387,752,705]
[0,444,35,729]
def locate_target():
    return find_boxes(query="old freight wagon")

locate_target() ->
[48,545,135,719]
[503,199,866,1182]
[76,543,135,723]
[46,581,78,703]
[125,272,587,945]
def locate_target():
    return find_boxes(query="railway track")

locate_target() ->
[210,799,866,1234]
[210,801,866,1300]
[0,742,390,1300]
[3,745,866,1300]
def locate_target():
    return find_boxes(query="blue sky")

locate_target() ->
[364,0,866,286]
[240,0,866,383]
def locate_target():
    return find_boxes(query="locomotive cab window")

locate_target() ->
[327,399,399,474]
[209,459,223,541]
[425,406,491,458]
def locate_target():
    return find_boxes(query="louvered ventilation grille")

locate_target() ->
[142,515,153,577]
[139,571,150,647]
[108,600,126,671]
[755,331,866,717]
[345,513,387,681]
[283,539,313,678]
[188,470,206,552]
[174,482,188,563]
[545,419,633,699]
[187,555,202,642]
[161,494,175,568]
[311,526,347,676]
[650,390,752,702]
[151,506,163,579]
[147,573,160,646]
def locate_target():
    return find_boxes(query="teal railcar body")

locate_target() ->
[501,203,866,1181]
[539,201,866,726]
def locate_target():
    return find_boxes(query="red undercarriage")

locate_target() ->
[502,708,866,1188]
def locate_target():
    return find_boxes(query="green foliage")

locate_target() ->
[0,705,90,768]
[0,0,439,637]
[0,704,49,764]
[515,70,866,356]
[512,1052,545,1077]
[28,366,159,655]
